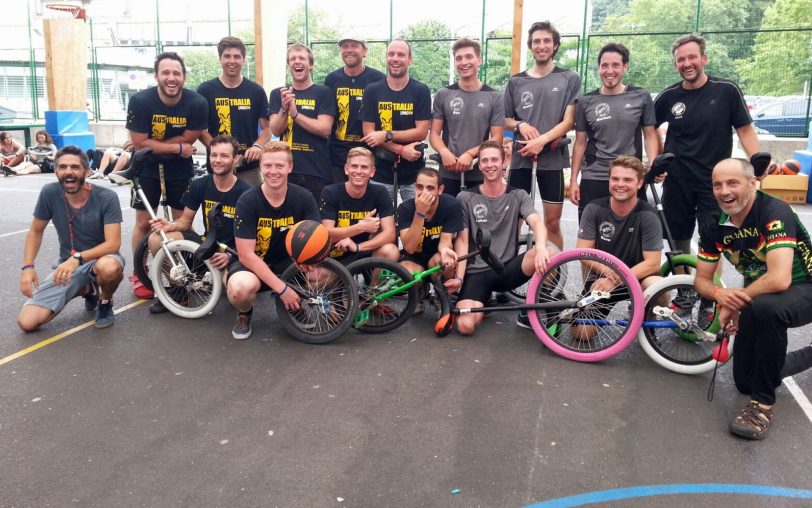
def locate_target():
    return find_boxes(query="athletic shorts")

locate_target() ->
[458,254,530,304]
[330,250,371,266]
[661,177,720,242]
[399,250,435,270]
[508,167,564,204]
[26,254,126,313]
[131,177,190,212]
[226,258,293,292]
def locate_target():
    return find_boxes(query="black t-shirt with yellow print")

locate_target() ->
[181,175,252,250]
[319,182,394,260]
[397,194,463,259]
[125,86,209,181]
[197,77,270,152]
[269,84,336,182]
[234,184,320,268]
[698,190,812,286]
[361,77,431,186]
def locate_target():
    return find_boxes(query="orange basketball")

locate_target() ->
[286,220,331,265]
[781,159,801,175]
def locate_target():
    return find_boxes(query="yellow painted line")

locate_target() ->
[0,299,147,367]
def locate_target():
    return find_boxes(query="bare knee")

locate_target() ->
[94,256,124,284]
[17,306,52,332]
[227,274,259,306]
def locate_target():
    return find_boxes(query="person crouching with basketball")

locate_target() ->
[227,142,321,340]
[319,147,400,265]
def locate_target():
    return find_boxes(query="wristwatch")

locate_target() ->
[385,130,393,142]
[72,251,83,264]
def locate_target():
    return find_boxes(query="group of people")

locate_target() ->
[15,23,812,440]
[1,129,57,176]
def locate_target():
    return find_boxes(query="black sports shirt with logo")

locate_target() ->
[397,194,464,257]
[197,77,270,152]
[181,175,252,249]
[319,182,394,260]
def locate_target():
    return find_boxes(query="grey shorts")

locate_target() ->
[26,254,126,313]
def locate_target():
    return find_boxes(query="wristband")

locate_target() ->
[291,111,299,119]
[711,286,720,299]
[355,241,361,253]
[396,145,404,156]
[278,284,288,296]
[515,121,525,132]
[252,143,263,149]
[178,143,183,155]
[21,263,34,271]
[415,211,428,220]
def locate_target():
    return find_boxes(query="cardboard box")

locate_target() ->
[760,174,809,204]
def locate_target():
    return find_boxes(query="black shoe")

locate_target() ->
[149,299,169,314]
[516,310,532,329]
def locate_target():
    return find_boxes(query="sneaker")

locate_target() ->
[88,170,103,180]
[94,300,115,329]
[516,310,532,329]
[232,310,253,340]
[729,400,773,440]
[130,274,154,299]
[2,164,17,176]
[83,283,99,311]
[149,299,168,314]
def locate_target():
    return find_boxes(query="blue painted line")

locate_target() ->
[525,483,812,508]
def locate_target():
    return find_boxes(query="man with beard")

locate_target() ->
[655,34,761,255]
[17,146,124,331]
[198,36,271,186]
[324,36,386,184]
[695,158,812,440]
[124,52,208,299]
[569,43,659,219]
[361,39,431,204]
[430,37,504,197]
[504,20,580,251]
[269,43,336,204]
[146,134,252,314]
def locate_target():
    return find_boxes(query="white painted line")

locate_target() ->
[0,224,52,239]
[784,376,812,425]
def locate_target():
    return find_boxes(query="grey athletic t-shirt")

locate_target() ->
[457,186,537,273]
[575,86,656,181]
[504,67,581,171]
[33,182,123,262]
[433,83,505,183]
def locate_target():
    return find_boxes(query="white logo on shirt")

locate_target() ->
[473,204,488,222]
[599,221,616,241]
[477,102,485,108]
[521,91,534,110]
[595,103,611,121]
[450,97,464,115]
[551,87,560,92]
[671,102,686,118]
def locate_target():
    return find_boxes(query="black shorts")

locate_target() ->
[131,177,190,212]
[508,167,564,204]
[661,177,720,242]
[331,250,371,266]
[458,255,530,304]
[226,258,293,291]
[399,250,435,269]
[441,178,482,198]
[289,173,330,207]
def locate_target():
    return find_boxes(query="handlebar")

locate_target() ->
[644,152,676,184]
[750,152,772,178]
[375,143,427,163]
[110,147,154,182]
[194,202,237,261]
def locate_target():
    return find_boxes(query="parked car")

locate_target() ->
[751,98,810,137]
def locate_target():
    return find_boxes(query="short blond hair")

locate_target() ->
[261,140,293,164]
[346,146,374,165]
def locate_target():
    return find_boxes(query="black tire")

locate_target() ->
[348,258,417,334]
[133,230,199,291]
[275,258,359,344]
[150,239,222,318]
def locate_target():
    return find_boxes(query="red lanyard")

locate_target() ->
[63,186,91,255]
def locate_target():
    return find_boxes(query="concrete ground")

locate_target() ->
[0,173,810,507]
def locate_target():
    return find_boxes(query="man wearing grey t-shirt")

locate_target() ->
[504,20,580,250]
[429,37,504,197]
[569,43,660,219]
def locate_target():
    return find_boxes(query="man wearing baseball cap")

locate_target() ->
[324,35,386,183]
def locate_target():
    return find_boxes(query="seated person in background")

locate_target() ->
[572,155,663,340]
[1,131,26,176]
[454,140,552,335]
[320,147,400,265]
[146,135,252,314]
[88,141,134,180]
[18,130,58,174]
[397,167,462,314]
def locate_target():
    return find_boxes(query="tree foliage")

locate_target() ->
[396,21,455,93]
[736,0,812,95]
